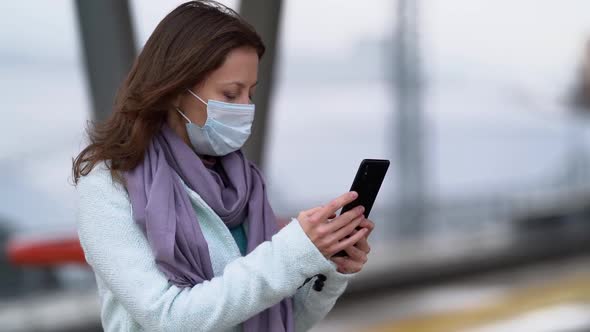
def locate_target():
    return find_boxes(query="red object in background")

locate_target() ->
[6,237,87,267]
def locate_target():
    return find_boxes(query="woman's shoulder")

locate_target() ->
[76,160,134,234]
[76,160,128,200]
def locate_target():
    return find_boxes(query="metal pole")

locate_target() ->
[74,0,136,122]
[394,0,426,233]
[239,0,283,169]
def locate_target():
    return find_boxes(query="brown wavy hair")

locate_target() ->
[72,0,265,185]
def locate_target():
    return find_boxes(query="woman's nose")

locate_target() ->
[238,94,252,105]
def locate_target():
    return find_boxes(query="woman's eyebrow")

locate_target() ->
[221,81,258,88]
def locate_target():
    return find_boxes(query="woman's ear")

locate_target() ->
[172,91,185,109]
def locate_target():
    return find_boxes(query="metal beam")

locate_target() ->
[394,0,426,232]
[239,0,283,169]
[75,0,136,122]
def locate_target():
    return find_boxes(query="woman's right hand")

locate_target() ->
[297,192,368,258]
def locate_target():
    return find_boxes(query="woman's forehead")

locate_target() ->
[208,47,259,85]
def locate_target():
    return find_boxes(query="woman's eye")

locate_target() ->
[223,93,237,101]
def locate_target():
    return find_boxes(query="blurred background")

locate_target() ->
[1,0,590,331]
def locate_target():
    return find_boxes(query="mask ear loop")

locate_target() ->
[175,107,192,124]
[186,89,208,106]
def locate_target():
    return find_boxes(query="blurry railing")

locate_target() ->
[346,162,590,296]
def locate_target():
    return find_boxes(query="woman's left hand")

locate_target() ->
[330,218,374,274]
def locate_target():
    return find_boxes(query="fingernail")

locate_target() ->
[351,191,358,198]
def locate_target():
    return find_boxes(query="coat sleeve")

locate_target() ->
[293,259,355,331]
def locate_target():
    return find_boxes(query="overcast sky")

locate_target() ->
[1,1,588,65]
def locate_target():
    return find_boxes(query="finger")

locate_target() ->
[303,206,323,217]
[344,243,368,264]
[330,256,349,273]
[329,228,368,256]
[359,219,375,233]
[311,191,358,222]
[352,235,370,254]
[357,219,374,238]
[325,215,364,245]
[329,213,337,219]
[331,256,363,274]
[325,205,365,233]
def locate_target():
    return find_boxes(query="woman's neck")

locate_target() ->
[166,111,192,147]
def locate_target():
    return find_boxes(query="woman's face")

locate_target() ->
[169,46,259,142]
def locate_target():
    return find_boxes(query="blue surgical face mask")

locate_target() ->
[176,89,255,156]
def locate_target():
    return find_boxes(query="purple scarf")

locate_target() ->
[124,123,293,331]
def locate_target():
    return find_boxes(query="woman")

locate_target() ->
[73,1,373,331]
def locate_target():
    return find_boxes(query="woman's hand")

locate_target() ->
[331,218,374,274]
[297,192,369,259]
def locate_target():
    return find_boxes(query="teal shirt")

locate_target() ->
[229,224,247,256]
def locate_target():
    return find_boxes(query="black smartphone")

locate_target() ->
[334,159,390,257]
